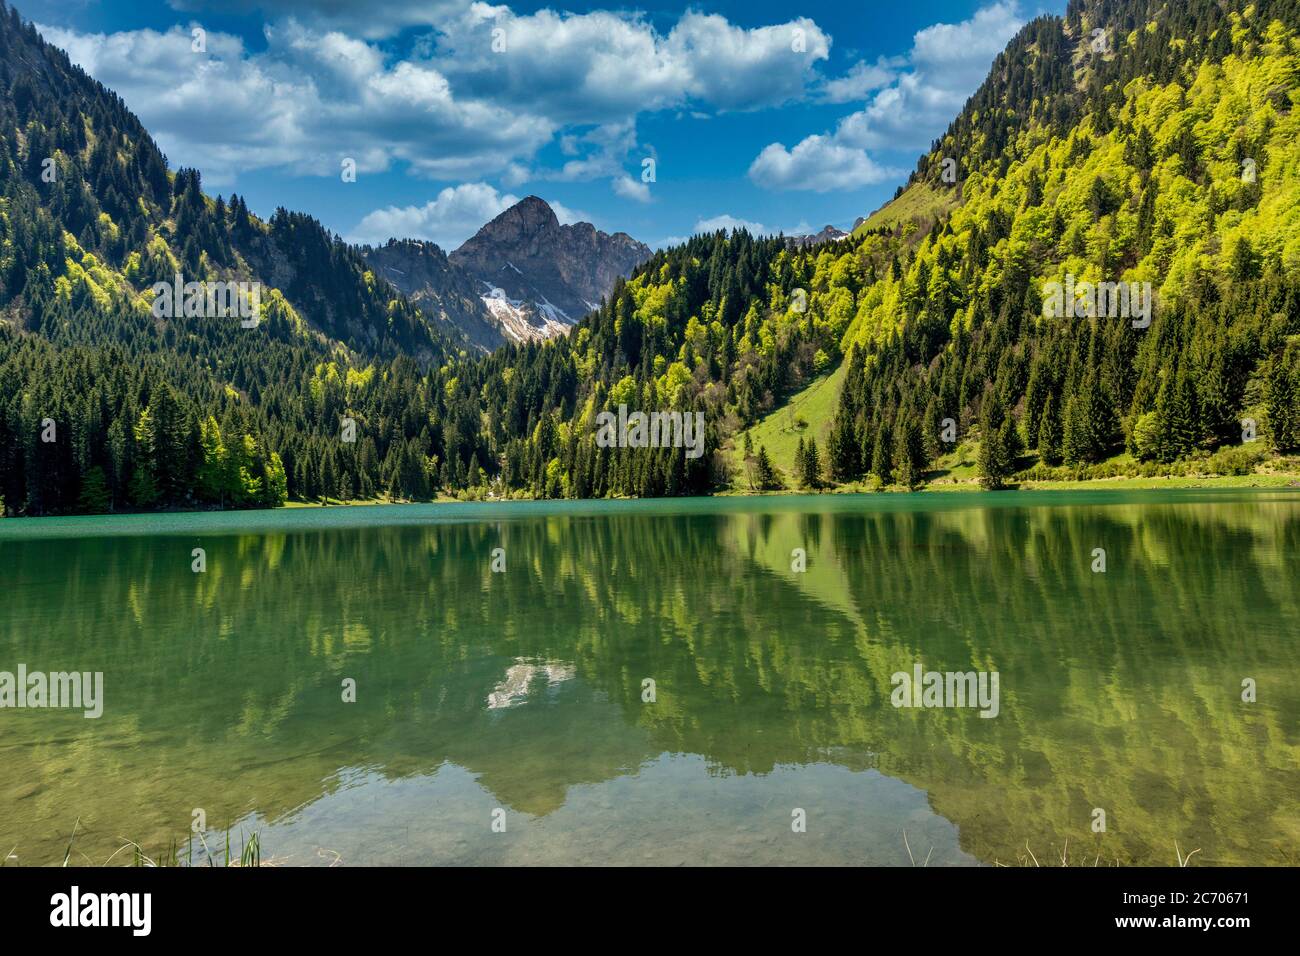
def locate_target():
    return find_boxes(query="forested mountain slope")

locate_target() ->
[0,2,479,514]
[822,0,1300,489]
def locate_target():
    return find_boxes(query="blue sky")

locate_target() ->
[26,0,1064,249]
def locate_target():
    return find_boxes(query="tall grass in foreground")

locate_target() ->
[0,818,269,867]
[902,831,1206,867]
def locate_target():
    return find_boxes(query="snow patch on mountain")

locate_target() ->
[481,285,572,343]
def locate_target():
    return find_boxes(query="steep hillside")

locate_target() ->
[852,183,957,239]
[823,0,1300,490]
[0,2,477,515]
[0,7,453,365]
[360,238,505,351]
[729,366,845,490]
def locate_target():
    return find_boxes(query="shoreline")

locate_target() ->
[727,471,1300,495]
[3,470,1300,522]
[2,479,1299,539]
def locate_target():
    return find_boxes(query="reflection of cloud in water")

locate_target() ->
[487,659,576,710]
[234,756,976,866]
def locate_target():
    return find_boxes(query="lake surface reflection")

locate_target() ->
[1,491,1297,866]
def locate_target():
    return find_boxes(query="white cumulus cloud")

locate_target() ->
[820,57,900,104]
[612,176,652,203]
[37,20,553,186]
[748,1,1025,192]
[348,182,520,249]
[38,4,836,193]
[348,183,590,248]
[749,135,899,192]
[694,214,770,235]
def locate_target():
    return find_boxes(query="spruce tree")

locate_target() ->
[1265,349,1299,452]
[799,437,822,489]
[1063,370,1116,464]
[893,412,926,490]
[77,465,111,513]
[320,451,337,505]
[755,445,780,490]
[1037,391,1063,465]
[871,421,894,486]
[1158,365,1200,462]
[979,407,1016,490]
[827,413,858,481]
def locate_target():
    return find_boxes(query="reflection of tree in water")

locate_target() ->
[1,497,1297,864]
[820,501,1300,865]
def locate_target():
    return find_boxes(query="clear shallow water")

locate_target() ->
[0,490,1297,866]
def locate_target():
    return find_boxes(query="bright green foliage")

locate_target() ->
[264,452,289,506]
[1129,410,1161,461]
[828,0,1300,490]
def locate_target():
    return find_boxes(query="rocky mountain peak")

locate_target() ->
[450,197,651,324]
[785,224,851,250]
[484,195,561,236]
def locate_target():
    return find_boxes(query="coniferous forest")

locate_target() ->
[2,0,1300,515]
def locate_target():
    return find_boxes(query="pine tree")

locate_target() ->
[1037,391,1063,465]
[127,466,159,507]
[1157,365,1200,462]
[1230,237,1257,281]
[893,412,926,489]
[871,421,894,486]
[1265,349,1299,452]
[1088,175,1112,220]
[755,445,780,490]
[979,407,1016,489]
[799,436,822,489]
[320,450,337,505]
[1063,371,1116,464]
[131,405,158,501]
[827,412,858,481]
[77,465,111,513]
[197,416,226,506]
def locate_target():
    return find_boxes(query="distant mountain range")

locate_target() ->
[363,197,651,351]
[785,225,851,249]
